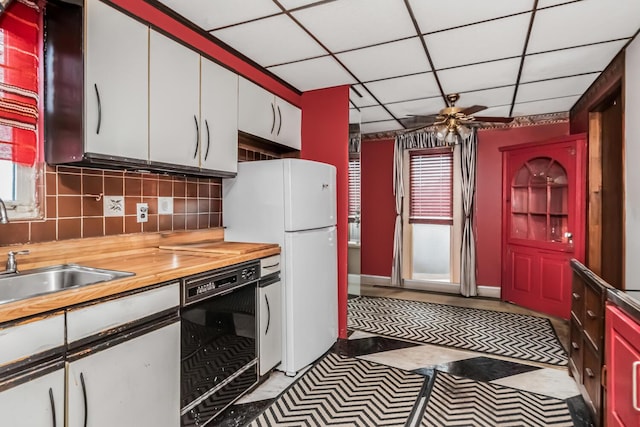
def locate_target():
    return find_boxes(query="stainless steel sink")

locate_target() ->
[0,264,135,304]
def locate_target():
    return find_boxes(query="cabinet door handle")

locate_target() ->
[276,105,282,136]
[270,102,276,134]
[94,84,102,135]
[193,115,200,160]
[572,292,581,300]
[265,294,271,335]
[80,372,88,427]
[586,310,597,319]
[263,262,280,269]
[48,388,57,427]
[633,361,640,412]
[571,341,580,351]
[204,119,211,161]
[585,367,595,378]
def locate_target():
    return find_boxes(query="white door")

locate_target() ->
[200,58,238,174]
[238,77,277,141]
[259,279,282,376]
[0,365,64,427]
[275,98,301,150]
[85,0,148,161]
[284,159,336,231]
[149,30,201,168]
[67,322,180,427]
[283,226,337,375]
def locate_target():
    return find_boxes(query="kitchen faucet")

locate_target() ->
[0,197,9,224]
[2,250,29,275]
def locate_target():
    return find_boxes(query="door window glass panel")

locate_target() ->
[412,223,450,282]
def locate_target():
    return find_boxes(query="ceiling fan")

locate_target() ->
[400,93,514,143]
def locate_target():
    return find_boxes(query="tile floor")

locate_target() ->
[215,285,594,427]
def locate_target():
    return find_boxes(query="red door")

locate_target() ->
[501,135,586,319]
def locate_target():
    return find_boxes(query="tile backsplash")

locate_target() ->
[0,165,222,246]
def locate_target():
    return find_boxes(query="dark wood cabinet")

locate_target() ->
[569,260,611,426]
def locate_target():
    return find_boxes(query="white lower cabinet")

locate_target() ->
[259,277,282,376]
[67,321,181,427]
[0,363,65,427]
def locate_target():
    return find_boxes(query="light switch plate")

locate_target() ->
[103,196,124,217]
[158,197,173,215]
[136,203,149,223]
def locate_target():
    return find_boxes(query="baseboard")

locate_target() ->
[361,275,501,299]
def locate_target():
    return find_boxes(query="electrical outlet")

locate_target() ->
[136,203,149,223]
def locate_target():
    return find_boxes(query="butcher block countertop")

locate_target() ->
[0,229,279,324]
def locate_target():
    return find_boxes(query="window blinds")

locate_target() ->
[409,149,453,224]
[348,158,360,220]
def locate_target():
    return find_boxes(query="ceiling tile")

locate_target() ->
[537,0,579,7]
[350,85,378,108]
[292,0,415,52]
[337,38,430,82]
[511,95,580,116]
[361,120,404,134]
[516,74,598,103]
[425,13,530,70]
[359,105,394,123]
[473,105,512,118]
[528,0,640,53]
[212,14,326,66]
[438,58,521,94]
[349,108,361,124]
[279,0,327,10]
[409,0,534,33]
[268,56,356,91]
[385,96,447,119]
[365,73,441,104]
[521,40,627,82]
[457,86,515,109]
[157,0,280,31]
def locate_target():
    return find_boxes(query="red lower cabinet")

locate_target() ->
[606,304,640,426]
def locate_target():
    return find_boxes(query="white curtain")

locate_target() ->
[460,129,478,297]
[391,132,446,287]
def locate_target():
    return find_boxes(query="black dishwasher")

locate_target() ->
[180,261,259,427]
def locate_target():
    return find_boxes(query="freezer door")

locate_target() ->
[283,226,338,375]
[284,159,336,231]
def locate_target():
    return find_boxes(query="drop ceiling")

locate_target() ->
[156,0,640,135]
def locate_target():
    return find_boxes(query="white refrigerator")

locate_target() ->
[223,159,338,376]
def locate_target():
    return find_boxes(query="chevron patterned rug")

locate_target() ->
[248,354,575,427]
[347,296,568,366]
[249,353,426,426]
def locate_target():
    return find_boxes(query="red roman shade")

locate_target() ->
[0,0,40,166]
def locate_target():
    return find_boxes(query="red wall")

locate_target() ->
[111,0,301,106]
[475,123,570,287]
[360,138,396,277]
[300,86,350,339]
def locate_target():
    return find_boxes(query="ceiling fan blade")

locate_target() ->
[400,115,438,128]
[472,116,514,123]
[460,105,487,115]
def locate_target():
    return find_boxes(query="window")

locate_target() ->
[406,148,455,283]
[348,156,360,244]
[409,149,453,224]
[0,1,42,219]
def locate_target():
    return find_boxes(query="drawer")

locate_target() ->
[571,276,585,324]
[67,282,180,345]
[584,283,604,351]
[583,344,602,418]
[260,255,281,277]
[0,312,65,370]
[569,318,583,383]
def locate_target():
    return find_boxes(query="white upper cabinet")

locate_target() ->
[84,0,149,161]
[238,77,302,150]
[149,30,201,169]
[200,58,239,174]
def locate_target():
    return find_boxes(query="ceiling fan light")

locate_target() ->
[435,124,448,141]
[445,130,457,145]
[457,124,471,139]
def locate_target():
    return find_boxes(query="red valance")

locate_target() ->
[0,0,40,166]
